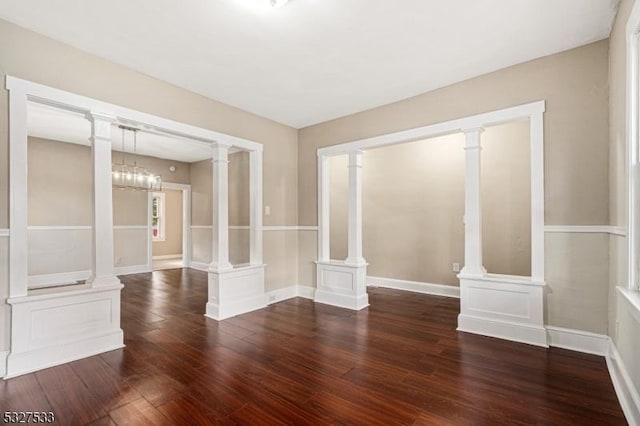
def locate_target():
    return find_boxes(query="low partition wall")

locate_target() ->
[458,274,547,347]
[5,283,124,378]
[315,261,368,310]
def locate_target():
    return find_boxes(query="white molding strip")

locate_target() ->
[0,229,8,237]
[28,270,91,288]
[113,225,148,230]
[152,254,182,260]
[0,350,9,378]
[367,276,460,298]
[546,326,609,356]
[544,225,627,236]
[607,341,640,426]
[27,226,92,231]
[192,225,320,232]
[189,261,210,272]
[266,285,317,305]
[115,264,150,275]
[263,226,319,231]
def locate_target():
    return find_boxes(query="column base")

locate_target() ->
[205,264,267,321]
[314,261,369,310]
[457,274,547,347]
[87,275,122,287]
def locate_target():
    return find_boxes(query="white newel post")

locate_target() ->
[87,112,121,287]
[210,143,233,272]
[206,144,267,321]
[315,150,368,311]
[345,150,366,266]
[460,128,486,277]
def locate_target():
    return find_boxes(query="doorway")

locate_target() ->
[148,182,191,271]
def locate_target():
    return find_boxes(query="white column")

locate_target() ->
[210,143,233,272]
[8,89,28,298]
[530,113,545,282]
[318,154,330,262]
[460,128,486,276]
[87,112,121,287]
[345,150,366,266]
[249,149,263,265]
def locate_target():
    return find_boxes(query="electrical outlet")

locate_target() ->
[452,262,460,273]
[265,205,271,216]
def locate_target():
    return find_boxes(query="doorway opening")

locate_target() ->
[149,182,191,271]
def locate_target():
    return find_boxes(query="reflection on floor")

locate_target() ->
[152,256,183,271]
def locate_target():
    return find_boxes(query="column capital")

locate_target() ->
[87,112,115,142]
[463,127,484,150]
[462,126,485,135]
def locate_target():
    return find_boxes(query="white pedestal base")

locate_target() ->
[315,261,369,310]
[457,274,547,347]
[5,283,124,378]
[205,264,267,321]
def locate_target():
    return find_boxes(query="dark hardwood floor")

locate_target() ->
[0,268,627,425]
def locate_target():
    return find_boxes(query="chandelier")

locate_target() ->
[112,125,162,192]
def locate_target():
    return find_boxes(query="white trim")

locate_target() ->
[113,225,148,230]
[28,270,91,288]
[627,0,640,291]
[266,286,299,304]
[317,101,545,156]
[607,340,640,426]
[297,285,316,299]
[263,226,319,231]
[367,276,460,298]
[457,314,548,347]
[6,76,262,152]
[0,229,9,237]
[544,225,627,236]
[152,254,182,260]
[229,225,250,230]
[546,326,609,356]
[188,261,210,272]
[0,351,8,378]
[115,264,150,275]
[265,285,317,304]
[27,226,92,231]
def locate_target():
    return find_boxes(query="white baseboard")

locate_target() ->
[5,330,124,379]
[152,254,182,260]
[205,294,268,321]
[265,285,317,305]
[546,326,609,356]
[28,270,91,288]
[188,261,209,272]
[0,350,8,378]
[458,314,548,347]
[367,276,460,298]
[297,285,316,300]
[115,264,150,275]
[314,289,369,310]
[607,341,640,426]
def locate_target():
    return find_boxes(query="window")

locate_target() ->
[152,192,166,241]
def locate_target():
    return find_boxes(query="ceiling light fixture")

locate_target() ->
[112,125,162,192]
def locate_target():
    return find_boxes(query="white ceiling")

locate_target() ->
[28,102,216,163]
[1,0,619,128]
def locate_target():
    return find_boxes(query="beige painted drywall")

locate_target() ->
[28,137,92,226]
[152,189,183,257]
[300,40,609,333]
[328,121,530,286]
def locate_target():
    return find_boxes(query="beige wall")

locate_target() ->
[300,40,610,332]
[152,189,183,257]
[328,121,530,286]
